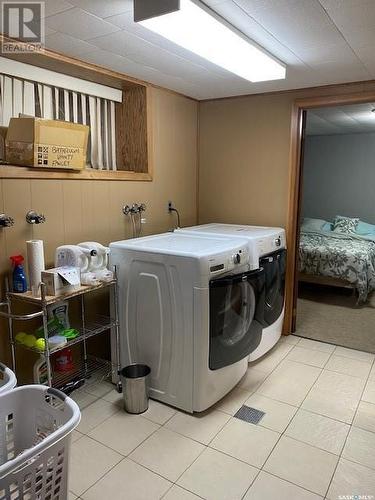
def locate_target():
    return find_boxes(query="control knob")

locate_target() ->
[233,253,241,264]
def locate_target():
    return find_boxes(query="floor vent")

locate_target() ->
[234,405,265,425]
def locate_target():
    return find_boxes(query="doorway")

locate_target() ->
[285,92,375,354]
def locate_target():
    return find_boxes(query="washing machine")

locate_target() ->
[176,224,287,361]
[110,232,265,412]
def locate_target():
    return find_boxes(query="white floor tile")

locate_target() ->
[178,447,258,500]
[286,346,331,368]
[162,485,203,500]
[88,411,159,455]
[210,417,280,468]
[243,471,323,500]
[297,338,336,353]
[327,458,375,500]
[129,428,205,482]
[285,409,350,454]
[249,342,293,374]
[71,389,97,410]
[280,334,300,346]
[101,388,123,406]
[302,370,365,423]
[333,346,375,363]
[165,409,230,445]
[257,360,321,406]
[353,401,375,433]
[71,430,84,443]
[342,426,375,470]
[369,363,375,380]
[238,367,268,393]
[325,355,372,379]
[69,436,122,496]
[214,387,251,415]
[264,436,338,496]
[362,379,375,404]
[143,399,177,425]
[245,393,297,432]
[68,493,78,500]
[82,458,171,500]
[77,398,119,434]
[83,381,115,398]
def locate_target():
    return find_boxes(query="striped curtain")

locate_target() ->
[0,74,117,170]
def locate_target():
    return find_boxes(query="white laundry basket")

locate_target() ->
[0,385,80,499]
[0,363,17,394]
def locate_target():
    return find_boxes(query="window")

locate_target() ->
[0,74,118,170]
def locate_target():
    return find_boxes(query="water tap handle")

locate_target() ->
[26,210,46,224]
[0,214,14,227]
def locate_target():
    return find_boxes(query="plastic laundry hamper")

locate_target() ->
[0,385,80,500]
[0,363,17,395]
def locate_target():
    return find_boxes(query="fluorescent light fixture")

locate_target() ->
[135,0,286,82]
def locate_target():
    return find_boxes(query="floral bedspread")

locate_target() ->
[299,231,375,302]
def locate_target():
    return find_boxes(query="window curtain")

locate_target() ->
[0,74,117,170]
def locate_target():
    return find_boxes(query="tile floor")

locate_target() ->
[68,335,375,500]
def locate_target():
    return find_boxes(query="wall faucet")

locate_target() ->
[26,210,46,224]
[122,203,146,215]
[0,214,14,227]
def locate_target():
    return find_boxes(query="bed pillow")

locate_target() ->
[302,218,331,232]
[333,215,359,234]
[356,220,375,236]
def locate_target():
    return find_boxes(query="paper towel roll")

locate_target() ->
[27,240,45,296]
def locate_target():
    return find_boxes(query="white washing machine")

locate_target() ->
[110,232,265,412]
[176,224,287,361]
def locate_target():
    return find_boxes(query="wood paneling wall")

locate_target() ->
[0,87,198,366]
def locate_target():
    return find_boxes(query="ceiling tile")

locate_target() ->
[45,7,120,40]
[45,32,97,57]
[67,0,133,19]
[210,1,304,65]
[43,0,74,18]
[320,0,375,30]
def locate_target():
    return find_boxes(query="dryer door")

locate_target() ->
[209,268,265,370]
[260,248,287,326]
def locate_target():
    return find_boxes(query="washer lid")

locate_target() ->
[110,232,249,258]
[178,223,285,239]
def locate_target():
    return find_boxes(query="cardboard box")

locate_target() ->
[0,126,7,162]
[6,117,89,170]
[41,267,80,296]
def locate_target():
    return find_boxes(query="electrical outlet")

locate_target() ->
[168,201,174,212]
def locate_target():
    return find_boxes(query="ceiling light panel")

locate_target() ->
[134,0,286,82]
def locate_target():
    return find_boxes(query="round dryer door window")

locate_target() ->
[209,269,265,370]
[218,281,255,347]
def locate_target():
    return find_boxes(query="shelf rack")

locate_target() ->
[0,268,121,392]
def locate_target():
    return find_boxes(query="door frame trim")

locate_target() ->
[283,90,375,334]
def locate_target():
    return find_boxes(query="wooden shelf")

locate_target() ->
[0,164,152,181]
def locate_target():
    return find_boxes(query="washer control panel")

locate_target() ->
[208,246,249,275]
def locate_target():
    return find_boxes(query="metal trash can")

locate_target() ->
[119,364,151,414]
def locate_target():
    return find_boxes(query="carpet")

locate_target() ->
[296,284,375,353]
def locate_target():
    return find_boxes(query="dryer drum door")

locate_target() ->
[209,268,265,370]
[260,248,287,327]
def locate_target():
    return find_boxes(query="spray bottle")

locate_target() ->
[10,255,27,293]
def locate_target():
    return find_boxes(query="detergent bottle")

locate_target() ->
[10,255,27,293]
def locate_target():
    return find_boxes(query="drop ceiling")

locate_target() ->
[1,0,375,99]
[306,103,375,135]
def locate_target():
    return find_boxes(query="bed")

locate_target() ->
[299,220,375,302]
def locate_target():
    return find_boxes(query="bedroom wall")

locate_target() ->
[302,132,375,224]
[0,86,198,366]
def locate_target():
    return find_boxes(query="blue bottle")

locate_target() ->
[10,255,27,293]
